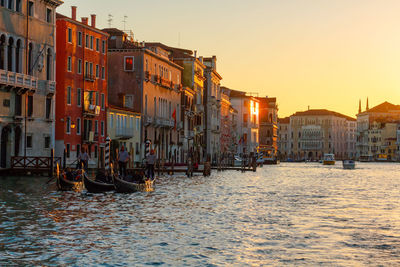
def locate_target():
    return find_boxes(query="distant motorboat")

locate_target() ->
[323,154,335,165]
[343,160,356,170]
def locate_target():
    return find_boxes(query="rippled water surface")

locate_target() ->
[1,163,400,266]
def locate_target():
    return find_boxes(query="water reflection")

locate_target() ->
[1,163,400,265]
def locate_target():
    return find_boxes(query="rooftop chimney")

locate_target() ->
[194,50,197,58]
[91,14,96,28]
[71,6,77,20]
[81,17,88,25]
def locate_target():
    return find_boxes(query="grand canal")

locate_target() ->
[1,163,400,266]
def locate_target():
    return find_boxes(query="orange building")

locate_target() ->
[55,7,108,168]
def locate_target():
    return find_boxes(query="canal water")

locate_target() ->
[1,163,400,266]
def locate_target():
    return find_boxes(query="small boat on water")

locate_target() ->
[343,160,356,170]
[83,173,115,193]
[57,170,84,191]
[113,175,154,193]
[323,154,335,165]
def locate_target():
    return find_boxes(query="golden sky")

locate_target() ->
[58,0,400,118]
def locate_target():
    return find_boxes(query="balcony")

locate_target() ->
[195,104,204,114]
[40,80,56,96]
[84,103,100,117]
[154,117,163,128]
[160,77,171,88]
[0,69,38,93]
[194,125,203,133]
[177,121,183,130]
[189,130,195,139]
[116,127,134,139]
[143,115,153,126]
[84,74,95,82]
[83,131,98,143]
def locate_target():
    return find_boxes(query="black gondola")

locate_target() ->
[84,174,115,193]
[113,174,154,193]
[57,171,84,191]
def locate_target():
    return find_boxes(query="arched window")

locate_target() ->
[8,0,14,10]
[28,43,33,75]
[46,48,52,80]
[7,37,14,71]
[0,34,6,70]
[16,39,22,73]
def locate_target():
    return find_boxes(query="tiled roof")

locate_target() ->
[365,101,400,113]
[278,117,290,123]
[102,28,125,36]
[292,109,356,121]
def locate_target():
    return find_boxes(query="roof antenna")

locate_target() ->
[123,15,128,31]
[108,14,113,28]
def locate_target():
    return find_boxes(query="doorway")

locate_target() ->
[1,127,10,168]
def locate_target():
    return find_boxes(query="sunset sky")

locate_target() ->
[58,0,400,118]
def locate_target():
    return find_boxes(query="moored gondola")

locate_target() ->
[57,170,84,191]
[84,173,115,193]
[113,174,154,193]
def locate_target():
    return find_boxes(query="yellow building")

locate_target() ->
[107,105,141,167]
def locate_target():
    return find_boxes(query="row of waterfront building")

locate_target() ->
[0,3,279,169]
[278,100,400,161]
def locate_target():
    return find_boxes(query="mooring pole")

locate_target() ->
[50,148,54,178]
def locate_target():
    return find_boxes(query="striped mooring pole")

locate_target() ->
[105,136,111,170]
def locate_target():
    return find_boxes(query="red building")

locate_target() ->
[55,7,108,168]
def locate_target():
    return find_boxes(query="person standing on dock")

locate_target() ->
[118,146,130,177]
[146,150,156,180]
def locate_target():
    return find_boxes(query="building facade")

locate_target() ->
[203,56,222,163]
[104,31,183,163]
[107,105,141,167]
[290,109,355,161]
[55,7,108,168]
[0,0,62,168]
[277,117,290,160]
[226,88,259,154]
[357,101,400,161]
[258,97,278,158]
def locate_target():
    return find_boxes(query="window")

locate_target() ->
[67,87,71,104]
[85,35,89,48]
[7,0,13,10]
[101,94,105,110]
[110,114,114,128]
[94,145,98,158]
[77,59,82,74]
[85,61,89,76]
[66,117,71,134]
[136,118,139,130]
[66,144,70,158]
[67,28,72,43]
[95,92,99,106]
[1,0,5,7]
[101,121,104,136]
[89,62,93,76]
[96,38,100,51]
[46,8,52,23]
[124,95,134,109]
[78,32,82,46]
[44,136,50,149]
[95,65,99,78]
[95,121,98,135]
[90,36,93,49]
[136,143,139,155]
[102,40,106,53]
[124,56,134,71]
[76,144,81,158]
[15,0,21,12]
[26,135,32,148]
[77,88,81,107]
[45,98,51,119]
[28,1,35,17]
[101,67,105,79]
[67,57,72,71]
[77,118,81,135]
[27,95,33,117]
